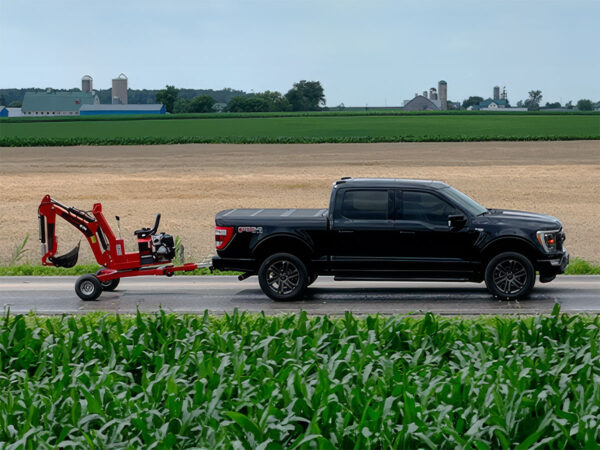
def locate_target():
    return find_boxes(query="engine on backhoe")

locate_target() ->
[151,233,176,262]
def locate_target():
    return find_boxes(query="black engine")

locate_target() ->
[151,233,175,262]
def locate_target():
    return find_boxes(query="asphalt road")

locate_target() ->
[1,275,599,315]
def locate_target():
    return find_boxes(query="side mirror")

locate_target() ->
[448,214,467,230]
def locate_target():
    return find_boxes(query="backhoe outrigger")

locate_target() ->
[38,195,211,300]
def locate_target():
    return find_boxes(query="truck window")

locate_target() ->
[342,190,389,220]
[401,191,458,226]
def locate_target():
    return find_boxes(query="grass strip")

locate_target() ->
[564,257,600,275]
[2,109,599,124]
[2,258,598,276]
[0,263,238,276]
[1,306,599,448]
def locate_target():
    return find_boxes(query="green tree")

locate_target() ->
[8,101,22,107]
[255,91,292,112]
[524,90,542,111]
[285,80,325,111]
[189,95,216,113]
[461,96,484,109]
[544,102,561,109]
[576,99,593,111]
[173,98,191,114]
[565,101,573,110]
[155,85,179,113]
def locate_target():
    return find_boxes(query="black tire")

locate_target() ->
[485,252,535,300]
[96,269,120,291]
[258,253,308,301]
[75,274,103,301]
[307,273,319,287]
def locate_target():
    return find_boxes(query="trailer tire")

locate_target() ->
[96,269,120,291]
[75,274,103,301]
[258,253,308,301]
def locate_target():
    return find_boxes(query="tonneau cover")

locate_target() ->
[215,208,328,227]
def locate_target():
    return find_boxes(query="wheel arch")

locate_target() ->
[481,237,539,266]
[252,234,314,264]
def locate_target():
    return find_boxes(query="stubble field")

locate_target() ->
[0,140,598,265]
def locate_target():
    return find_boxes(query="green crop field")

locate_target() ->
[1,113,599,146]
[1,307,600,448]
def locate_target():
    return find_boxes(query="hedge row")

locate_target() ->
[2,134,600,147]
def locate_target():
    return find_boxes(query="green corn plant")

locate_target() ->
[9,234,29,265]
[1,308,599,448]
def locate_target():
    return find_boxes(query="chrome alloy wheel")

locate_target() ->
[80,280,96,295]
[266,260,300,295]
[492,259,528,295]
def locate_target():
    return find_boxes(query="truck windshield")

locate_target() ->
[441,187,488,216]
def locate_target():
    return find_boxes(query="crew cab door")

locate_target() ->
[329,188,397,274]
[393,189,479,276]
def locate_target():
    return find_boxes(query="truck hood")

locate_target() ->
[479,208,562,229]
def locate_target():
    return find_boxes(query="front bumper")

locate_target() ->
[212,256,257,273]
[537,249,569,275]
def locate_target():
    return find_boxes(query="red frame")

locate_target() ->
[38,195,201,282]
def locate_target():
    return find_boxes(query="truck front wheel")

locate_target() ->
[258,253,308,301]
[484,252,535,300]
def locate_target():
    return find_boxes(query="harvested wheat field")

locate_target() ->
[1,141,598,264]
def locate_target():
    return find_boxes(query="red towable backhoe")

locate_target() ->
[38,195,211,300]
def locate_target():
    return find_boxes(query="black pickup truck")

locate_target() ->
[212,178,569,301]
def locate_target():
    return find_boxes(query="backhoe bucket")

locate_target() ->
[50,242,80,268]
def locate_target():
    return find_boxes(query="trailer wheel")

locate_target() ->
[258,253,308,301]
[96,269,120,291]
[75,274,102,301]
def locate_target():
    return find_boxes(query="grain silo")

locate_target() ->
[438,80,447,110]
[112,73,128,105]
[81,75,93,93]
[493,86,500,100]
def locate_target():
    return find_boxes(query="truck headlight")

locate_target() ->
[537,230,558,253]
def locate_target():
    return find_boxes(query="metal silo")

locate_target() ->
[438,80,447,110]
[112,73,128,105]
[493,86,500,100]
[81,75,93,93]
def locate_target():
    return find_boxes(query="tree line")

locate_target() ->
[156,80,326,114]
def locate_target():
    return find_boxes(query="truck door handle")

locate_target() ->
[337,230,354,233]
[397,230,415,234]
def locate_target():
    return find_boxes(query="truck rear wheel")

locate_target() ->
[485,252,535,300]
[258,253,308,301]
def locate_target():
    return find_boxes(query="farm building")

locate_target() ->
[22,91,99,116]
[0,107,23,117]
[402,95,440,111]
[79,104,166,115]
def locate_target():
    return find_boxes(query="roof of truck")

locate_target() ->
[334,178,449,189]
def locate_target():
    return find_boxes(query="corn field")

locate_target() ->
[1,307,599,448]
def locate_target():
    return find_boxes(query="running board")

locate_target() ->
[333,277,472,282]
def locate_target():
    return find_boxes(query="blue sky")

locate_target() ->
[1,0,598,106]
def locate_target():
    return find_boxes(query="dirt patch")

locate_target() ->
[1,141,598,264]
